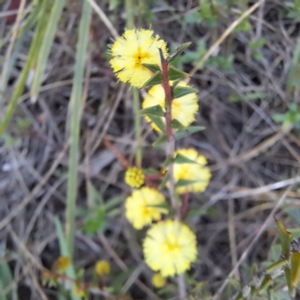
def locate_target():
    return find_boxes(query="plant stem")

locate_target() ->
[159,49,186,299]
[159,49,180,218]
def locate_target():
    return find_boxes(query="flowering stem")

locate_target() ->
[159,49,180,218]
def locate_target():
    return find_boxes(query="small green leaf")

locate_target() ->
[152,134,167,148]
[168,65,188,81]
[142,71,162,87]
[81,207,106,234]
[176,179,198,187]
[149,115,166,132]
[171,119,185,129]
[276,220,292,258]
[291,251,300,287]
[174,153,198,164]
[159,172,169,190]
[168,42,192,63]
[162,155,172,168]
[174,126,205,139]
[172,80,181,89]
[173,86,198,99]
[142,63,161,72]
[140,105,164,117]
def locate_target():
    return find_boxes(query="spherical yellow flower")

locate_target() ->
[125,187,167,229]
[125,166,144,188]
[143,220,197,277]
[95,260,110,276]
[173,148,211,194]
[152,272,166,288]
[53,256,70,272]
[110,29,168,87]
[142,81,198,131]
[73,284,85,298]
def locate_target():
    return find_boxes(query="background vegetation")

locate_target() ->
[1,0,300,299]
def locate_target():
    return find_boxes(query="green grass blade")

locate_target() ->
[65,0,92,258]
[0,1,49,135]
[30,0,66,102]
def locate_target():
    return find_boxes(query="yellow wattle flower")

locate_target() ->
[143,220,197,277]
[73,284,85,298]
[125,187,167,229]
[53,256,70,272]
[142,81,198,131]
[125,166,144,188]
[95,260,111,276]
[109,29,168,87]
[173,148,211,194]
[152,272,166,288]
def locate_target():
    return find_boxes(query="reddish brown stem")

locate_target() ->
[159,49,180,219]
[103,138,131,168]
[180,190,190,219]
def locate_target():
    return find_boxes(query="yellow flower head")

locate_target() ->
[174,148,211,194]
[142,81,198,131]
[53,256,70,272]
[125,187,167,229]
[143,220,197,277]
[152,272,166,288]
[95,260,111,276]
[73,283,85,298]
[110,29,168,87]
[125,166,144,188]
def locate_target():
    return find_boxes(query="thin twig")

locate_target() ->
[0,0,27,98]
[84,0,119,39]
[0,142,69,231]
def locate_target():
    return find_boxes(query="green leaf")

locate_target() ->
[159,172,169,190]
[162,155,172,168]
[172,80,181,89]
[81,208,106,234]
[174,126,205,139]
[168,65,188,80]
[171,119,185,129]
[173,86,198,98]
[142,71,162,87]
[276,220,292,258]
[291,251,300,287]
[152,134,167,147]
[140,105,164,117]
[176,179,198,187]
[30,0,66,101]
[148,115,166,132]
[87,181,103,206]
[142,63,161,72]
[168,42,192,63]
[174,153,198,164]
